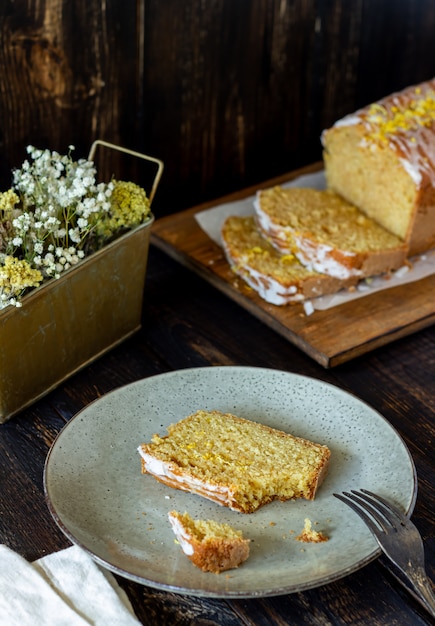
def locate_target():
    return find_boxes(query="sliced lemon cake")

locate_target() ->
[138,409,331,513]
[168,510,250,573]
[254,186,407,279]
[221,215,357,305]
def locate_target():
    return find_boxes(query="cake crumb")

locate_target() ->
[296,518,329,543]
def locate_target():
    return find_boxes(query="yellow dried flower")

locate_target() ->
[96,180,151,237]
[0,256,43,305]
[0,189,19,215]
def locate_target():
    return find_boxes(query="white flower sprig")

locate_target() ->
[11,145,113,277]
[0,145,151,309]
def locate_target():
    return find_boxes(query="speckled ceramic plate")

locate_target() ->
[44,366,417,598]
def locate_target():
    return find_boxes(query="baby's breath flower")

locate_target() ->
[44,252,55,264]
[69,228,81,244]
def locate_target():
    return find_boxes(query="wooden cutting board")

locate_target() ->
[151,162,435,367]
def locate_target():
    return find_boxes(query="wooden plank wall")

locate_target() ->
[1,0,435,217]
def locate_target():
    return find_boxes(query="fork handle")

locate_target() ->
[408,568,435,618]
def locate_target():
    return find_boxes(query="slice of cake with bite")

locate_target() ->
[254,186,407,279]
[168,510,250,573]
[138,409,331,513]
[322,77,435,256]
[221,215,357,305]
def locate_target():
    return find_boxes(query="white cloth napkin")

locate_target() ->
[0,544,141,625]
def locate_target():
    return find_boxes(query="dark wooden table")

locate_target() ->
[1,244,434,625]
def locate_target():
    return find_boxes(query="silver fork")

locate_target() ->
[334,489,435,618]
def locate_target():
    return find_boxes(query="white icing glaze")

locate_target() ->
[330,115,361,129]
[303,300,315,316]
[168,514,194,555]
[399,156,422,186]
[293,235,361,279]
[137,447,234,507]
[236,265,304,305]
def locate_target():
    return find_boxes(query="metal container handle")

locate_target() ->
[88,140,164,205]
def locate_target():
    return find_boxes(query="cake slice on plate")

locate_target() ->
[138,409,331,513]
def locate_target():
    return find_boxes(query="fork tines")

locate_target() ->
[333,489,407,536]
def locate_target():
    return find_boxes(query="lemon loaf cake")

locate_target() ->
[168,510,250,573]
[322,77,435,256]
[221,215,357,305]
[254,186,407,279]
[138,409,331,513]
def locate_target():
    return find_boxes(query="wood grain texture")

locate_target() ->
[142,0,435,214]
[2,1,435,213]
[0,0,142,182]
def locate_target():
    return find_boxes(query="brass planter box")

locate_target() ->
[0,218,153,423]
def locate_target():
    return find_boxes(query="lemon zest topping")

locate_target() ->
[365,89,435,144]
